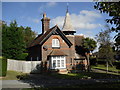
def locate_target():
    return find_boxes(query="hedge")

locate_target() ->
[0,56,7,77]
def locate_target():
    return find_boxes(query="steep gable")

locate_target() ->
[28,25,72,48]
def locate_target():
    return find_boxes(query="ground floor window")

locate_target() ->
[51,56,66,69]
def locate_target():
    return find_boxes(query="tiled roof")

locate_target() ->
[75,35,84,46]
[28,25,72,48]
[49,49,67,56]
[62,11,75,32]
[74,35,86,59]
[28,25,56,48]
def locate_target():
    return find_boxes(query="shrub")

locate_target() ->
[90,57,97,66]
[0,56,7,77]
[97,58,106,65]
[17,53,28,60]
[114,61,120,69]
[16,74,29,80]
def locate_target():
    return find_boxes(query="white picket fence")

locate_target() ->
[7,59,41,73]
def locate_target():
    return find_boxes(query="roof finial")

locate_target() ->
[43,12,46,18]
[67,3,69,13]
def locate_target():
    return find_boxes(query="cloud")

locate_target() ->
[38,2,57,13]
[51,10,102,30]
[80,10,101,18]
[51,16,64,28]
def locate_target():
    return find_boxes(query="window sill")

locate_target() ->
[52,47,60,49]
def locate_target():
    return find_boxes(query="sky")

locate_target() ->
[2,2,116,51]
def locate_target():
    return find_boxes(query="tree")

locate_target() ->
[114,33,120,53]
[2,20,25,59]
[94,2,120,32]
[96,25,115,73]
[82,37,97,72]
[0,20,2,56]
[2,20,37,60]
[94,1,120,56]
[22,27,37,48]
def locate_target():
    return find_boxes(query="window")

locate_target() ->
[52,39,60,48]
[51,56,66,69]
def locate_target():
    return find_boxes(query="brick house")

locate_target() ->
[27,10,87,73]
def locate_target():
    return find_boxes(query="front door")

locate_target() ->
[50,56,66,69]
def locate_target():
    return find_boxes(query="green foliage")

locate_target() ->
[96,26,111,45]
[16,73,29,80]
[2,20,37,60]
[98,45,114,62]
[0,21,2,56]
[92,64,120,73]
[17,53,28,60]
[23,27,37,48]
[94,2,120,32]
[51,71,120,79]
[94,2,120,54]
[82,37,97,72]
[0,56,7,77]
[1,70,26,80]
[82,37,97,53]
[90,56,97,66]
[115,61,120,69]
[96,25,115,66]
[2,20,25,59]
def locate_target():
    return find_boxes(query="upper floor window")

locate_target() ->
[52,38,60,48]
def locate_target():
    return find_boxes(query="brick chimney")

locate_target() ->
[41,13,50,34]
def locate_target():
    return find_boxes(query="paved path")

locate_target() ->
[1,80,31,88]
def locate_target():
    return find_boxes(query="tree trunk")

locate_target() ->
[86,53,90,72]
[106,61,108,73]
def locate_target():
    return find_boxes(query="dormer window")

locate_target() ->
[52,38,60,48]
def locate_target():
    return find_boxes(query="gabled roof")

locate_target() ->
[28,25,73,48]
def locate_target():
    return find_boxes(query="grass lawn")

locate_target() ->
[49,71,120,79]
[0,70,27,80]
[91,64,120,72]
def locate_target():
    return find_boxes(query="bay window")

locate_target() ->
[51,56,66,69]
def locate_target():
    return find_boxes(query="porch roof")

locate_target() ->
[49,49,67,56]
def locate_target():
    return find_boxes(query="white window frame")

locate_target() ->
[52,39,60,48]
[51,56,66,69]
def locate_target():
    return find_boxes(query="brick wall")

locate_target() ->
[42,35,73,70]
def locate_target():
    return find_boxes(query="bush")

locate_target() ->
[114,61,120,69]
[17,53,28,60]
[16,74,29,80]
[90,57,97,66]
[0,56,7,77]
[97,58,106,65]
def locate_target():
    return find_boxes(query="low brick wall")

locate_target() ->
[7,59,41,73]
